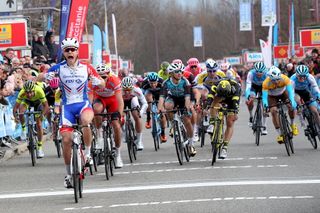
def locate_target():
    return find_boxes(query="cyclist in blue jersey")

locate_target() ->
[245,61,268,134]
[290,65,320,125]
[157,63,196,156]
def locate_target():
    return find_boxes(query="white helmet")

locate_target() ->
[220,62,231,71]
[96,63,112,76]
[121,77,134,89]
[61,38,79,49]
[268,66,282,80]
[167,63,185,74]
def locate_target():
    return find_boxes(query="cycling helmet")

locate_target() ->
[167,63,185,74]
[49,77,59,89]
[254,61,266,73]
[268,66,282,80]
[23,80,35,92]
[172,59,183,64]
[121,77,134,89]
[61,37,79,49]
[160,61,170,70]
[187,58,199,66]
[147,72,159,82]
[216,80,232,96]
[220,62,231,71]
[296,65,309,77]
[205,58,218,71]
[96,63,112,76]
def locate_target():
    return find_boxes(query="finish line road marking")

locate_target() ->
[108,195,314,208]
[111,157,278,167]
[96,164,288,175]
[1,179,320,200]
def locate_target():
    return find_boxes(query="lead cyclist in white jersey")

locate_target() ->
[47,38,105,188]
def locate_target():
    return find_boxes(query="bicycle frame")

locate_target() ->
[211,107,226,166]
[151,101,161,151]
[124,108,138,163]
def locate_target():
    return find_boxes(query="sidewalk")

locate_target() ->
[0,139,28,163]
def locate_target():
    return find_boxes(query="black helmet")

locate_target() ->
[216,80,232,96]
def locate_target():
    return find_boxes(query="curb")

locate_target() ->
[0,142,28,163]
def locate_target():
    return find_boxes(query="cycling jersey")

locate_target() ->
[160,77,191,98]
[262,74,295,108]
[16,84,47,104]
[183,70,196,87]
[158,69,169,81]
[245,69,267,98]
[122,86,148,114]
[90,74,121,98]
[290,74,320,93]
[207,79,241,111]
[195,70,226,89]
[48,61,100,105]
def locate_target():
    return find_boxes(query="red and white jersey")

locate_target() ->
[48,61,100,105]
[90,74,122,98]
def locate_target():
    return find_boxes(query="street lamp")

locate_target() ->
[138,18,160,69]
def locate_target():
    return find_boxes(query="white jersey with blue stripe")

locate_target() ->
[48,61,99,105]
[290,74,320,94]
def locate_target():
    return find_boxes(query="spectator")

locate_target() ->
[284,63,295,77]
[45,30,59,63]
[32,32,49,60]
[3,48,16,67]
[11,57,21,69]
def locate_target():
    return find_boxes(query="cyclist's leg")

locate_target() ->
[131,96,143,149]
[60,104,76,187]
[144,91,153,128]
[245,89,255,126]
[18,102,28,138]
[284,91,298,135]
[79,101,94,160]
[93,98,105,148]
[269,95,282,143]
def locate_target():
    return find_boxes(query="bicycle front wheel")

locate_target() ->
[254,103,262,146]
[211,122,221,166]
[173,121,184,165]
[103,130,111,180]
[28,130,36,166]
[279,114,291,156]
[72,145,79,203]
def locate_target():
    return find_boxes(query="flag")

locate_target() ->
[260,24,273,68]
[92,24,102,67]
[58,0,72,62]
[112,13,119,75]
[290,2,295,57]
[273,23,279,66]
[104,1,110,52]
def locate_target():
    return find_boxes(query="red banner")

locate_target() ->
[273,44,304,59]
[66,0,89,42]
[300,29,320,47]
[102,51,110,64]
[78,43,89,60]
[0,19,29,50]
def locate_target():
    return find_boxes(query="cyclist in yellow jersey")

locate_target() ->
[262,66,298,144]
[195,59,226,133]
[13,80,49,158]
[157,61,170,81]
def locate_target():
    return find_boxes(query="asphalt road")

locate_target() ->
[1,100,320,213]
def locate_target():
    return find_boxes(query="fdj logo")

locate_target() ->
[65,79,74,83]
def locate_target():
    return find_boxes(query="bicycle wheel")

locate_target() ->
[152,116,159,151]
[126,123,134,163]
[173,121,184,165]
[103,129,111,180]
[78,150,84,199]
[200,123,206,147]
[305,111,318,149]
[211,121,221,166]
[72,144,79,203]
[130,122,137,160]
[182,127,190,162]
[279,114,291,156]
[254,103,262,146]
[28,129,36,166]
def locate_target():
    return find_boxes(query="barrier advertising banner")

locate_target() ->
[0,18,29,50]
[66,0,89,42]
[300,29,320,47]
[273,44,304,59]
[224,56,242,65]
[244,52,263,63]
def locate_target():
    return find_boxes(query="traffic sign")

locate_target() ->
[0,0,17,12]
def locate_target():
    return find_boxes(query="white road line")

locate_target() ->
[96,164,287,175]
[1,179,320,200]
[118,157,278,167]
[109,195,314,208]
[63,206,103,211]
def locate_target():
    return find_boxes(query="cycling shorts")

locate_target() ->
[60,101,92,130]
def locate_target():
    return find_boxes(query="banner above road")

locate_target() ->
[193,26,203,47]
[239,0,252,31]
[261,0,276,26]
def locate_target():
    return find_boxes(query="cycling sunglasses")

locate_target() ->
[207,69,217,73]
[190,66,197,69]
[297,75,307,79]
[174,70,183,74]
[64,47,78,53]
